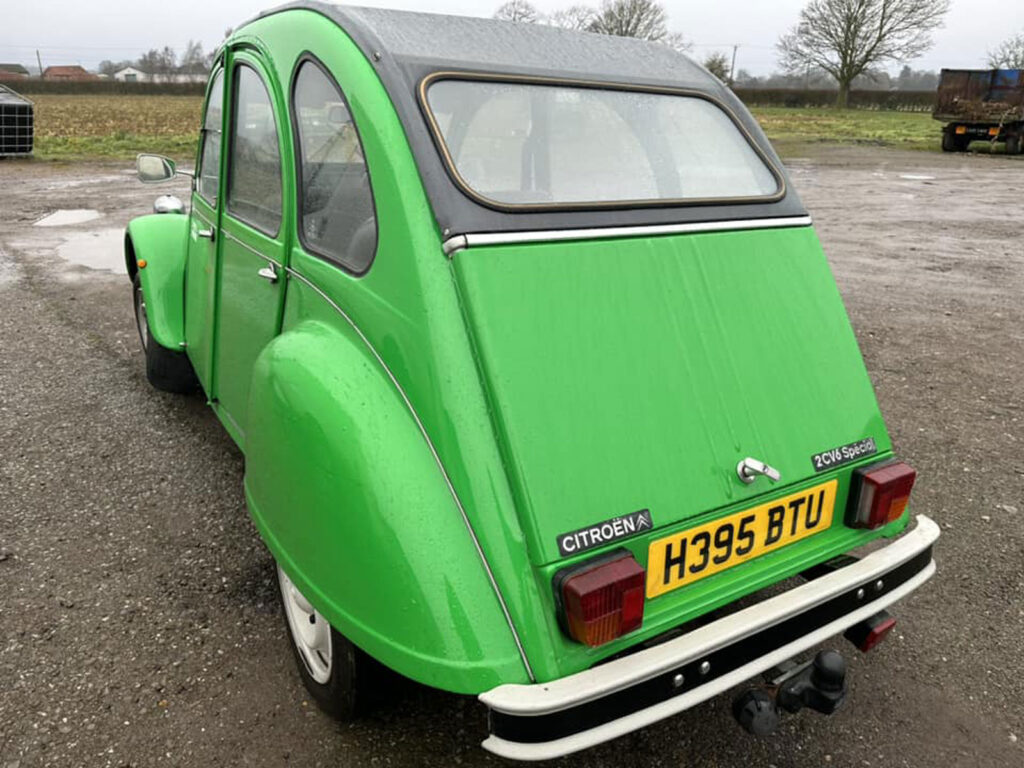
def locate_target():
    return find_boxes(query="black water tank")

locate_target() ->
[0,84,33,156]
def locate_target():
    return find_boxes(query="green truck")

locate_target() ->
[126,2,938,759]
[935,68,1024,153]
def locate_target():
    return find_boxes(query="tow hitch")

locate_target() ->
[732,650,848,736]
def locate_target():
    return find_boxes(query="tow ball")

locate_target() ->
[732,650,848,736]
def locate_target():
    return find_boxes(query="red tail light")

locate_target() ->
[844,611,897,653]
[555,550,645,647]
[847,460,917,529]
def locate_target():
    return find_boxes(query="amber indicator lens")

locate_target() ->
[848,460,917,529]
[559,553,645,647]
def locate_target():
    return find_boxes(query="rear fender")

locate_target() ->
[125,213,188,350]
[245,319,527,693]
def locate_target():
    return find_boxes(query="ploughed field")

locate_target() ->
[0,146,1021,767]
[28,94,202,161]
[17,93,970,161]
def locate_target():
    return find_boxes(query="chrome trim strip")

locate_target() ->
[192,210,215,230]
[442,216,814,255]
[482,515,938,718]
[223,230,283,268]
[283,266,536,682]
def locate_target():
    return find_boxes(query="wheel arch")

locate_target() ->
[245,317,530,694]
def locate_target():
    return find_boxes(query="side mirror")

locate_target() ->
[136,153,177,183]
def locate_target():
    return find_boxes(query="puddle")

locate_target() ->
[56,228,126,274]
[34,209,103,227]
[0,246,19,287]
[899,174,936,181]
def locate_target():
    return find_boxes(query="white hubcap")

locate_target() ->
[277,565,333,684]
[134,283,148,351]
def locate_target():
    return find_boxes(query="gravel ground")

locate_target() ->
[0,147,1021,768]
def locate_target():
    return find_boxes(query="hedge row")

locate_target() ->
[0,79,205,96]
[1,79,938,111]
[734,88,936,111]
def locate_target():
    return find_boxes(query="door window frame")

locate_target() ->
[196,63,225,206]
[288,52,379,276]
[225,57,286,239]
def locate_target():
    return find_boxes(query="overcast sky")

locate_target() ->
[2,1,1022,76]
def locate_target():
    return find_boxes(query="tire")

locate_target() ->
[277,564,364,720]
[941,129,968,153]
[132,274,198,394]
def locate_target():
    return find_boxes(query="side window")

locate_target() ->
[293,59,377,274]
[227,65,283,235]
[197,70,223,204]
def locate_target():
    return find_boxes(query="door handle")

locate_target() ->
[736,457,782,485]
[197,227,215,241]
[257,264,279,283]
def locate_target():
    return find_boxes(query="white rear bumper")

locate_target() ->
[481,515,940,761]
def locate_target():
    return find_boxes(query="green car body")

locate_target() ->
[127,2,937,758]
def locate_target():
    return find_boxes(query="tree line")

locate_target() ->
[496,0,1024,108]
[97,40,214,77]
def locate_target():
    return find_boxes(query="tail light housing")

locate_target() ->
[554,550,645,647]
[844,611,897,653]
[846,460,917,529]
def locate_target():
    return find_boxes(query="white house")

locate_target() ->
[111,68,206,84]
[113,66,149,83]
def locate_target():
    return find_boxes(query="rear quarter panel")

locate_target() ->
[245,301,527,691]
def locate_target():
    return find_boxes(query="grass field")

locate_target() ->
[22,94,944,162]
[750,107,938,152]
[30,94,203,161]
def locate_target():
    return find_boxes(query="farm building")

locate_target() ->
[0,64,30,80]
[112,67,205,84]
[42,65,97,82]
[0,85,33,156]
[113,66,149,82]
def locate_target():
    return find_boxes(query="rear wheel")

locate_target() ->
[132,274,197,393]
[941,129,968,153]
[277,564,363,720]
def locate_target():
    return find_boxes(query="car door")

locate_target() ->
[184,66,224,393]
[211,51,289,445]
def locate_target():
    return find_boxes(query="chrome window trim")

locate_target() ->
[222,229,284,268]
[442,216,814,256]
[282,265,536,682]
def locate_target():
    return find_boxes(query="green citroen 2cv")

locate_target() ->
[126,2,938,759]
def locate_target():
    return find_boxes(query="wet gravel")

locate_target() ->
[0,147,1021,767]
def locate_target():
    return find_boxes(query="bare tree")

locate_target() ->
[180,40,209,74]
[589,0,663,40]
[988,32,1024,69]
[702,51,732,82]
[494,0,540,23]
[588,0,687,50]
[98,59,134,76]
[548,5,597,30]
[778,0,950,108]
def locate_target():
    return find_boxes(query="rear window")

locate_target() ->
[422,77,782,209]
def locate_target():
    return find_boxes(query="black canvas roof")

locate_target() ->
[252,2,805,236]
[272,3,719,91]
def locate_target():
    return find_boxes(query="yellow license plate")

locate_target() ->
[646,480,837,598]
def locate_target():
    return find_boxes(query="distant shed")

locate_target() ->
[42,65,97,82]
[0,64,30,80]
[0,85,33,156]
